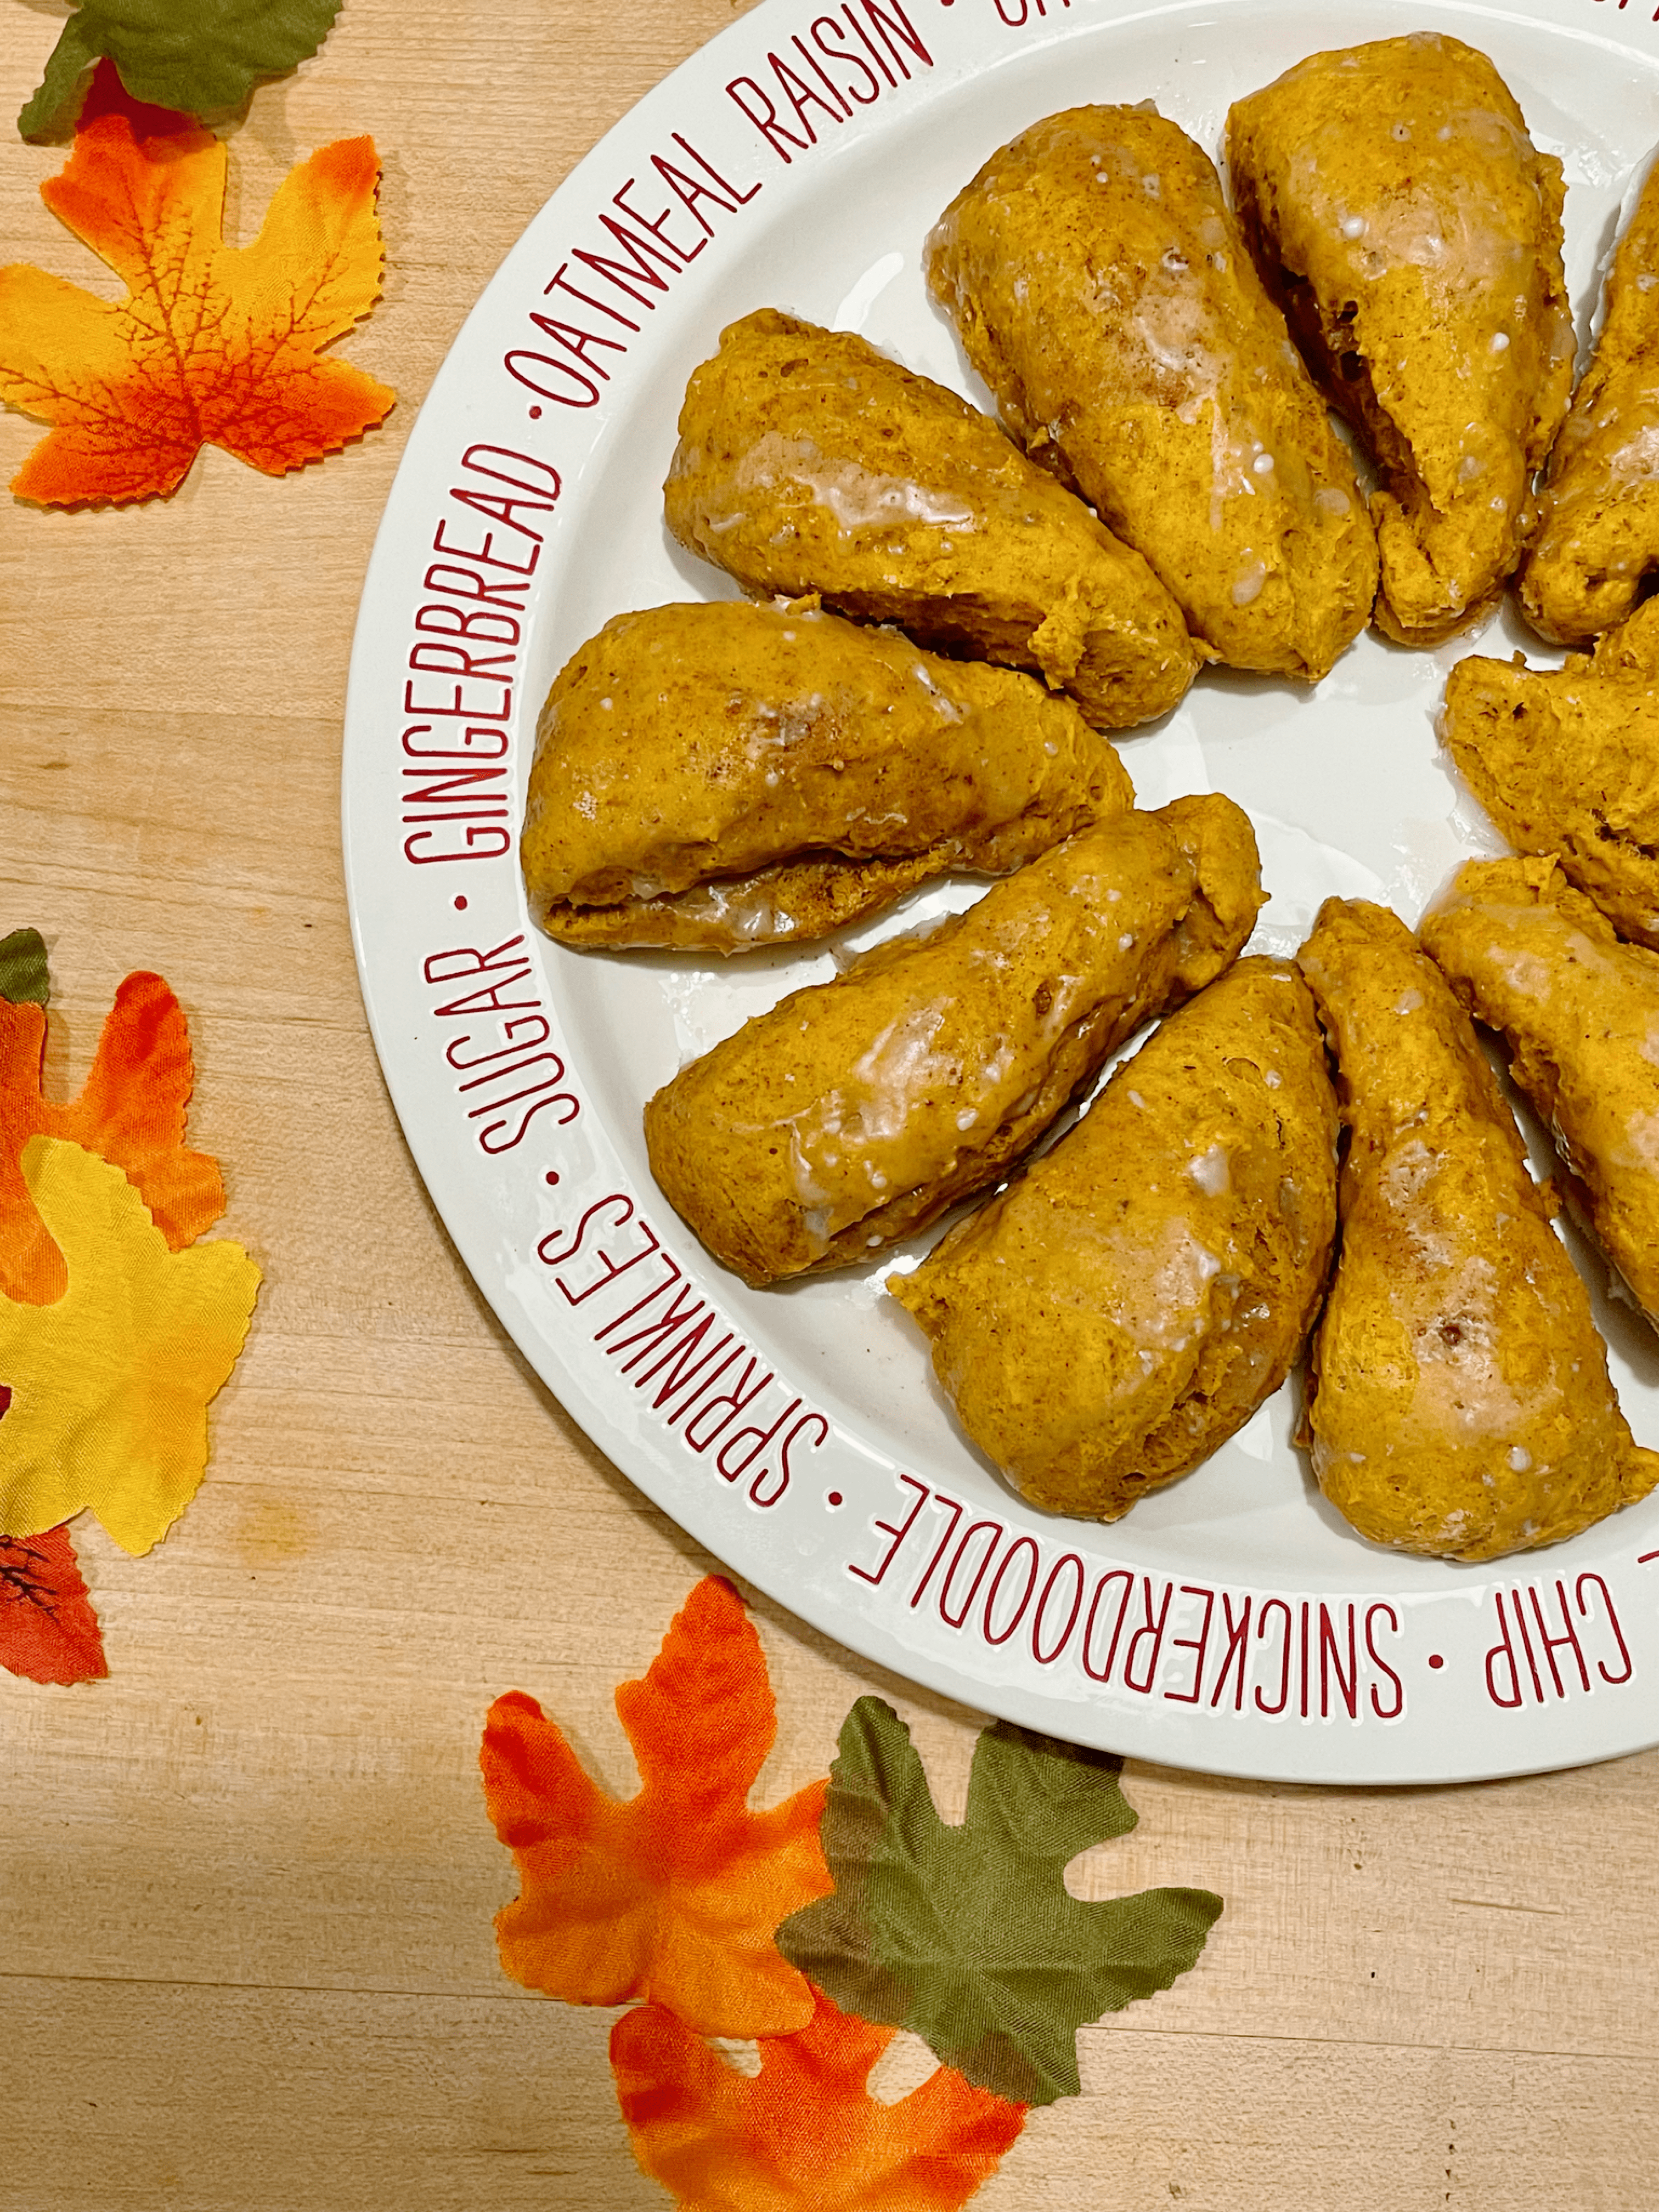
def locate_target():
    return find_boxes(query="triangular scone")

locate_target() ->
[1297,898,1658,1561]
[664,310,1201,732]
[646,797,1262,1285]
[1423,856,1659,1324]
[1519,152,1659,644]
[1228,34,1573,646]
[888,958,1338,1521]
[925,105,1377,681]
[521,601,1132,952]
[1439,600,1659,951]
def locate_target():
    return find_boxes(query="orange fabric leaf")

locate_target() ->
[611,1987,1028,2212]
[0,971,225,1305]
[481,1576,833,2036]
[0,64,394,506]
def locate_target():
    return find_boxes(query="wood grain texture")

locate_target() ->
[2,5,1657,2207]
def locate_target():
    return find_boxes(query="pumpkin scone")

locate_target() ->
[520,600,1133,953]
[924,105,1376,680]
[663,309,1201,732]
[887,958,1338,1521]
[1228,33,1574,647]
[1296,898,1658,1562]
[645,796,1263,1286]
[1519,153,1659,644]
[1439,600,1659,951]
[1423,855,1659,1324]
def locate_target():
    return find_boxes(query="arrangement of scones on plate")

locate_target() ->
[520,31,1659,1566]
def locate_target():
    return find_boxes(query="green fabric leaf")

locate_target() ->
[18,17,103,142]
[19,0,343,140]
[776,1697,1223,2107]
[0,930,50,1009]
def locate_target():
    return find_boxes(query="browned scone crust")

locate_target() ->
[1422,855,1659,1324]
[1439,601,1659,951]
[644,796,1263,1286]
[520,600,1133,952]
[663,309,1201,732]
[924,105,1377,680]
[1297,898,1658,1561]
[1228,33,1573,647]
[887,958,1338,1521]
[1519,153,1659,644]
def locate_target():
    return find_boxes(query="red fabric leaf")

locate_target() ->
[0,1522,108,1684]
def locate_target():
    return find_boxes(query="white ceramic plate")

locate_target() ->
[345,0,1659,1783]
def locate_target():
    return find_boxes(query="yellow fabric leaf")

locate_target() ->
[0,1137,261,1553]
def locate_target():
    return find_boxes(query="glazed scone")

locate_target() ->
[1439,601,1659,950]
[1297,898,1658,1561]
[1423,855,1659,1323]
[924,105,1376,680]
[1228,33,1574,646]
[645,796,1263,1286]
[520,601,1133,952]
[887,958,1338,1520]
[663,309,1201,732]
[1519,152,1659,644]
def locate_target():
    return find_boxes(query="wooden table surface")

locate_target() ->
[3,4,1658,2206]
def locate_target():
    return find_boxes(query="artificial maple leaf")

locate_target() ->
[481,1576,833,2036]
[0,1523,107,1685]
[0,65,393,506]
[0,1135,261,1553]
[0,929,50,1011]
[20,0,342,142]
[777,1699,1223,2107]
[612,1986,1027,2212]
[0,968,225,1305]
